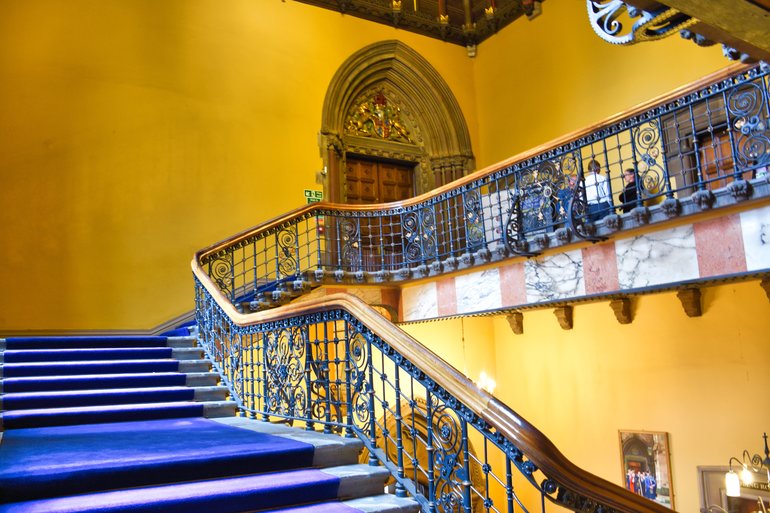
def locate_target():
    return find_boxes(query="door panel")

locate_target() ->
[344,157,415,270]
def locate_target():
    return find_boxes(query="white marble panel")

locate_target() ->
[525,249,585,303]
[741,205,770,271]
[401,282,438,322]
[455,269,502,314]
[616,225,698,289]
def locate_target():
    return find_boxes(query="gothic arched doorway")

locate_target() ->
[319,40,475,205]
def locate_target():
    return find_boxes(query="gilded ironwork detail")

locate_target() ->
[277,227,299,277]
[633,120,666,198]
[210,256,233,298]
[587,0,696,46]
[463,189,484,249]
[403,207,437,263]
[345,91,414,144]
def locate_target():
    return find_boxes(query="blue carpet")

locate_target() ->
[3,386,195,410]
[2,373,188,393]
[3,360,180,377]
[4,337,170,350]
[0,469,340,513]
[0,418,317,502]
[3,348,173,363]
[1,402,204,429]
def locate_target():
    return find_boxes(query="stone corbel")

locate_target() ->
[506,311,524,335]
[677,287,702,317]
[553,306,573,330]
[761,278,770,302]
[609,298,633,324]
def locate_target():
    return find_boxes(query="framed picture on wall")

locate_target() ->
[619,430,675,509]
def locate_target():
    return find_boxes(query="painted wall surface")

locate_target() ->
[0,0,476,330]
[487,281,770,513]
[472,0,732,168]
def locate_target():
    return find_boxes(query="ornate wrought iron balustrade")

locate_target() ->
[193,271,672,513]
[196,63,769,305]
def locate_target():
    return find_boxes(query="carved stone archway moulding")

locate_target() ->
[319,40,475,202]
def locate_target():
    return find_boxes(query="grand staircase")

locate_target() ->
[0,330,418,513]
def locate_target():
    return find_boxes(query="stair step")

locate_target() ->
[2,359,182,377]
[1,386,197,410]
[171,347,204,359]
[0,386,227,411]
[345,495,421,513]
[2,347,174,363]
[0,336,171,350]
[211,417,364,467]
[1,372,219,393]
[1,401,212,429]
[165,336,198,348]
[0,466,383,513]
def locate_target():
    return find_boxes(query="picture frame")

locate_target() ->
[619,430,675,509]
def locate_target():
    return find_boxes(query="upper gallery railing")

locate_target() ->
[196,63,769,310]
[192,266,674,513]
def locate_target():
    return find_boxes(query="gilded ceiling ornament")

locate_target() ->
[345,92,414,144]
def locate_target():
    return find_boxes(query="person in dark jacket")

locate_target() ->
[618,168,639,213]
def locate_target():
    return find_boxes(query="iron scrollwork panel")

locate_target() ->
[264,326,309,419]
[463,189,485,251]
[340,217,362,271]
[633,120,667,197]
[403,207,438,265]
[209,255,234,300]
[431,403,471,513]
[277,226,299,278]
[728,82,770,172]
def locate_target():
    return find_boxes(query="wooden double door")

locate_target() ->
[345,157,414,205]
[343,157,415,270]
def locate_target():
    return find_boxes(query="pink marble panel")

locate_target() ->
[694,214,747,277]
[499,262,526,307]
[437,277,458,317]
[582,242,620,294]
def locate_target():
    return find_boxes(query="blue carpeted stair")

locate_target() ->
[0,331,418,513]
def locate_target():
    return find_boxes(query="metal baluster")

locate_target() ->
[393,365,407,497]
[656,116,675,199]
[260,331,270,422]
[461,419,472,513]
[506,452,514,513]
[689,103,707,189]
[366,327,377,459]
[426,392,437,513]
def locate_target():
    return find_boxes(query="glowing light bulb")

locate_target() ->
[741,464,754,485]
[726,470,741,497]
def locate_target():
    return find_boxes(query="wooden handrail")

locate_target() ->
[192,259,671,513]
[196,62,749,266]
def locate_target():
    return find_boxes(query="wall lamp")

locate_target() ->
[725,432,770,498]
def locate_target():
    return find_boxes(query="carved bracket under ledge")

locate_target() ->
[677,287,702,317]
[553,306,573,330]
[506,311,524,335]
[609,298,633,324]
[761,279,770,302]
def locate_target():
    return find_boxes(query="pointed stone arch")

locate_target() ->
[319,40,475,202]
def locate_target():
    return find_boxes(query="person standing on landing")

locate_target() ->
[583,159,612,222]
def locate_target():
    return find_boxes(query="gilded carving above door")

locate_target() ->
[320,40,474,202]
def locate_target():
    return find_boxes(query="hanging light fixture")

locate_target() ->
[724,433,770,498]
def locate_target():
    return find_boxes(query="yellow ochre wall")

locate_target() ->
[473,0,730,167]
[0,0,476,330]
[402,281,770,513]
[0,0,737,332]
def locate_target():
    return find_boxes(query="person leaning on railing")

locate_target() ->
[584,159,612,222]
